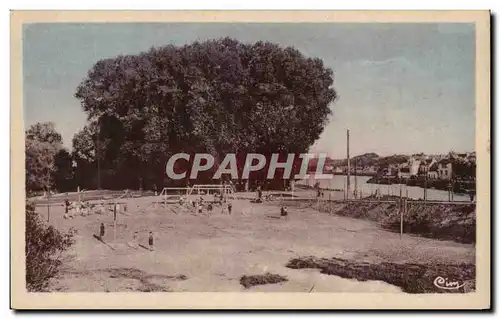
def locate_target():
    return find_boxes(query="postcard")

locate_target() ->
[10,10,490,310]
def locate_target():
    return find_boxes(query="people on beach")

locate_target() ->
[280,206,288,217]
[228,203,232,215]
[64,199,70,213]
[257,186,263,202]
[148,232,154,251]
[100,223,105,238]
[127,231,139,249]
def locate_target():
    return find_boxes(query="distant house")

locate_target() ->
[427,162,439,179]
[387,164,399,176]
[438,159,453,180]
[409,159,421,176]
[419,158,437,175]
[364,166,378,174]
[397,167,411,179]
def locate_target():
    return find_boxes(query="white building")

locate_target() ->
[438,160,453,180]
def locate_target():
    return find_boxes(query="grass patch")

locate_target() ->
[106,267,188,292]
[313,201,476,244]
[286,256,475,294]
[240,273,288,288]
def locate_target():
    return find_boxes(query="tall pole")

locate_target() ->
[47,189,50,222]
[424,171,428,203]
[354,158,358,199]
[400,198,405,239]
[346,129,350,200]
[97,123,101,190]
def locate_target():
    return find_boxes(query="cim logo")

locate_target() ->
[433,276,465,290]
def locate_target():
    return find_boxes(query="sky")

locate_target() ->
[23,23,475,158]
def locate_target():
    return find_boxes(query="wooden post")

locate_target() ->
[424,175,427,204]
[400,198,405,239]
[113,203,117,242]
[77,186,81,207]
[451,178,454,202]
[46,190,50,222]
[343,179,346,201]
[448,182,451,202]
[354,158,357,199]
[346,129,350,200]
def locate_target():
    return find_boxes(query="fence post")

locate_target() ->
[47,190,51,222]
[400,198,404,239]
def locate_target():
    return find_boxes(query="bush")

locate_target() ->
[240,273,288,288]
[25,202,75,291]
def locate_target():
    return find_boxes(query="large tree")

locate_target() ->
[25,122,64,194]
[75,38,337,189]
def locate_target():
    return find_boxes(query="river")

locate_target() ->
[297,175,472,202]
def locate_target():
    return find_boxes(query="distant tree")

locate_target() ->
[74,38,337,189]
[25,139,58,194]
[26,122,62,145]
[25,122,68,194]
[71,125,99,189]
[25,202,74,291]
[53,149,74,192]
[72,124,96,163]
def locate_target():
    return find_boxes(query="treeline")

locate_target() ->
[26,38,337,193]
[25,122,75,195]
[328,153,409,169]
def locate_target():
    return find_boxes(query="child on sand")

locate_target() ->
[100,223,105,238]
[280,206,288,217]
[148,232,154,251]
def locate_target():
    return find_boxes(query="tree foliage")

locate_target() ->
[25,202,74,291]
[75,38,337,189]
[26,122,63,145]
[25,122,64,193]
[25,122,76,193]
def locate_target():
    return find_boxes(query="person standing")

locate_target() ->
[148,231,154,251]
[281,206,288,217]
[257,186,262,202]
[100,223,105,239]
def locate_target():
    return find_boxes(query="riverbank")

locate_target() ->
[282,199,475,244]
[366,176,475,194]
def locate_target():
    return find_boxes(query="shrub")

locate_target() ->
[240,273,288,288]
[25,202,75,291]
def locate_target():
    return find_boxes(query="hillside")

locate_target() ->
[328,153,409,169]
